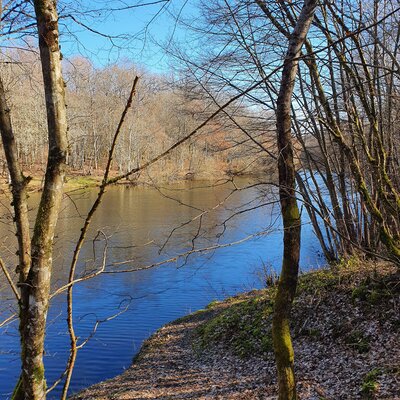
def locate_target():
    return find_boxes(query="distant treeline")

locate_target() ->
[0,51,275,182]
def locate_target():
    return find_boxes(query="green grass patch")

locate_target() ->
[345,330,370,353]
[297,268,339,294]
[351,276,392,305]
[361,368,381,398]
[206,299,221,309]
[65,176,100,188]
[194,260,398,361]
[197,295,274,359]
[173,308,208,324]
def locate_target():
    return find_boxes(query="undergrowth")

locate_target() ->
[195,259,399,359]
[196,295,274,359]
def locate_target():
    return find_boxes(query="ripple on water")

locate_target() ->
[0,183,324,399]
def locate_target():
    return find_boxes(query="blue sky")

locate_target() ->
[59,0,196,72]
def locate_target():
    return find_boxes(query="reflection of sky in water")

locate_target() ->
[0,180,325,398]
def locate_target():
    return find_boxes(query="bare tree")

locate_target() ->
[0,0,68,398]
[266,1,318,398]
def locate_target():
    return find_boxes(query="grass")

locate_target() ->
[360,368,381,398]
[351,276,393,305]
[196,267,341,359]
[296,267,339,294]
[64,176,100,188]
[1,174,101,193]
[195,267,340,359]
[344,330,371,353]
[196,293,275,359]
[195,258,399,360]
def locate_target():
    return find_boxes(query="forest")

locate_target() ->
[0,0,399,399]
[1,53,271,182]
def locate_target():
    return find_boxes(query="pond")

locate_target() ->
[0,179,324,398]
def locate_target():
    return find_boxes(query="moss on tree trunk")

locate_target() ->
[271,0,318,398]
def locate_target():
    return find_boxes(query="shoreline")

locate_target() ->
[70,261,400,399]
[0,172,263,195]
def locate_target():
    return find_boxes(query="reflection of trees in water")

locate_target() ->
[0,176,287,397]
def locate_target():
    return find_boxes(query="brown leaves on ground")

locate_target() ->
[72,261,400,400]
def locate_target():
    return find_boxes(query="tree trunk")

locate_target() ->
[272,1,317,399]
[12,1,68,399]
[0,77,32,281]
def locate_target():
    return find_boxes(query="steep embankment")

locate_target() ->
[72,261,399,400]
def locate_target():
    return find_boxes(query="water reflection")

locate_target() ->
[0,179,324,398]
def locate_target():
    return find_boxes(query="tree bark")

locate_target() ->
[272,1,317,399]
[0,77,32,281]
[11,1,68,398]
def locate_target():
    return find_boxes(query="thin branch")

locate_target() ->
[0,257,20,301]
[108,229,273,273]
[60,77,139,399]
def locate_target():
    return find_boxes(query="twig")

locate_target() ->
[60,77,140,399]
[108,229,273,273]
[0,257,20,301]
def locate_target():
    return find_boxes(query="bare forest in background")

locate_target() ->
[0,51,276,183]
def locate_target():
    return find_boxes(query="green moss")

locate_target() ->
[359,365,399,398]
[197,296,274,359]
[272,318,294,363]
[284,204,300,224]
[367,289,385,304]
[173,308,207,324]
[337,254,363,271]
[193,261,397,363]
[33,364,45,383]
[352,285,368,301]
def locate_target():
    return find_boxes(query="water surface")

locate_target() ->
[0,179,324,398]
